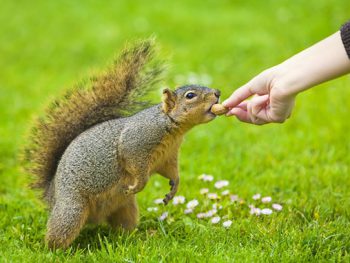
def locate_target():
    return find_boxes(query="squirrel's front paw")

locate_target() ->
[162,179,178,204]
[163,192,175,205]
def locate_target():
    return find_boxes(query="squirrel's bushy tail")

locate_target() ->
[24,39,165,196]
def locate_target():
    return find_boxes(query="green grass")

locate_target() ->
[1,0,350,262]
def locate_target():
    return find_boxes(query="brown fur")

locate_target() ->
[23,39,165,198]
[23,39,221,249]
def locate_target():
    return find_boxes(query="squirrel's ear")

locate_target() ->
[162,88,176,113]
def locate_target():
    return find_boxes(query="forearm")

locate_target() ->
[275,31,350,96]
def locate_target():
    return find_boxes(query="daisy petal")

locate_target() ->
[186,199,199,209]
[252,193,261,200]
[198,174,214,182]
[223,220,232,228]
[154,198,164,204]
[261,208,273,215]
[159,212,169,221]
[272,203,283,211]
[197,213,206,219]
[208,193,219,200]
[184,208,193,214]
[250,207,261,216]
[211,216,221,224]
[200,188,209,195]
[261,196,272,203]
[230,195,239,202]
[172,195,186,205]
[147,207,158,212]
[221,190,230,196]
[214,180,229,189]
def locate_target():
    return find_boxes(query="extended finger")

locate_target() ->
[222,83,253,108]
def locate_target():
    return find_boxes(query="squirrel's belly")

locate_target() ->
[88,184,127,223]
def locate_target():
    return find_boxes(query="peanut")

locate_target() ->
[211,104,229,115]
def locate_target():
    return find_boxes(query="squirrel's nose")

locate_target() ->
[214,90,221,98]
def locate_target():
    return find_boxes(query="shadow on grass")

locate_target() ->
[67,218,161,253]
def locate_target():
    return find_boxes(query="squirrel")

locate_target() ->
[23,40,221,249]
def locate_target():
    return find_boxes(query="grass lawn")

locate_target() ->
[1,0,350,262]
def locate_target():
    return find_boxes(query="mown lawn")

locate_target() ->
[1,0,350,262]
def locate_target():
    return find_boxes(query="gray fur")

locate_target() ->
[45,85,220,249]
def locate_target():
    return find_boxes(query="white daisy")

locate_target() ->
[261,208,273,215]
[250,207,261,216]
[154,198,164,204]
[147,207,158,212]
[159,212,168,221]
[208,193,219,200]
[252,193,261,200]
[214,180,229,189]
[212,203,223,210]
[221,190,230,196]
[211,216,221,224]
[223,220,232,228]
[172,195,186,205]
[272,203,283,211]
[198,174,214,182]
[204,209,217,217]
[200,188,209,195]
[184,208,193,214]
[230,195,239,202]
[197,212,206,219]
[261,196,272,203]
[186,199,199,209]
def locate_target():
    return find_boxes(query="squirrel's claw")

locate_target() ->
[163,193,173,205]
[163,179,178,205]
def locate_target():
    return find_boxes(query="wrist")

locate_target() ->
[272,32,350,97]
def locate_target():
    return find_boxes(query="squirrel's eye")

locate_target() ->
[185,92,196,99]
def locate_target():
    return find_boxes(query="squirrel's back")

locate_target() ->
[23,40,165,199]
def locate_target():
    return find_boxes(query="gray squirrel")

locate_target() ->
[24,40,221,249]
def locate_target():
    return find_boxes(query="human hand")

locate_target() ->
[222,66,296,125]
[223,31,350,125]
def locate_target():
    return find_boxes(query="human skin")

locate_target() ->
[223,31,350,125]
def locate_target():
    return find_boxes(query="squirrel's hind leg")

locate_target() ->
[107,195,139,231]
[45,196,89,249]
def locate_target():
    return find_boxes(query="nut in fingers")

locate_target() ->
[211,104,229,115]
